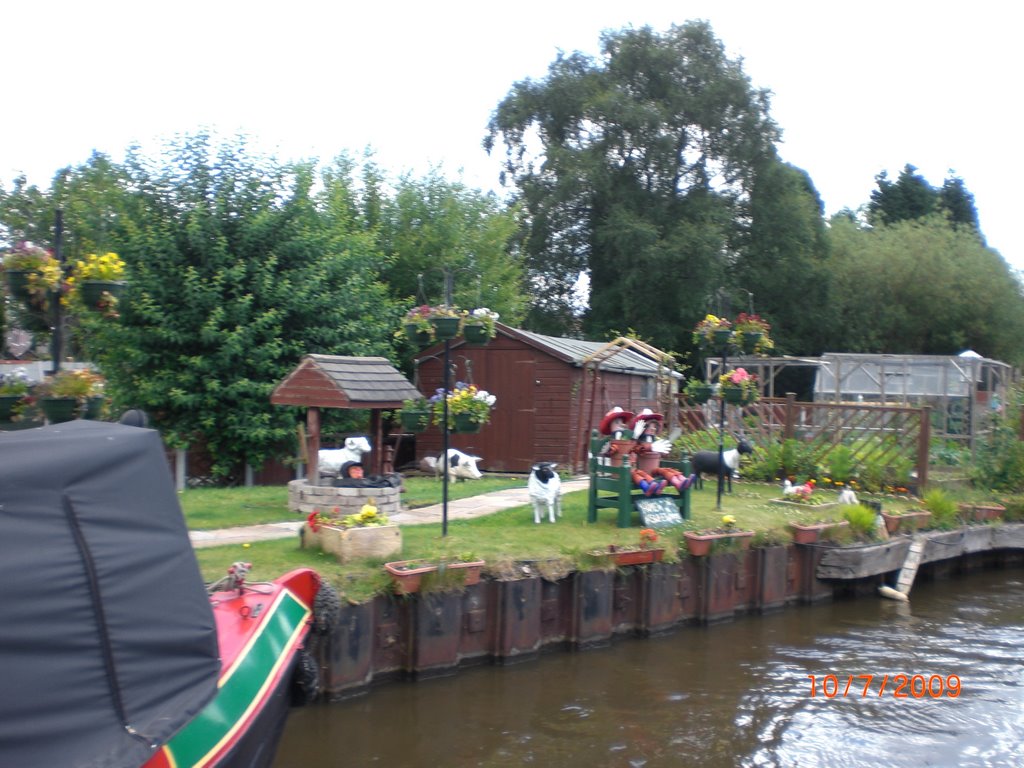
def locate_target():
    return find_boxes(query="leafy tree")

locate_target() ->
[79,136,400,478]
[939,174,981,235]
[867,164,936,225]
[485,21,781,351]
[733,160,831,355]
[825,214,1024,364]
[377,170,526,324]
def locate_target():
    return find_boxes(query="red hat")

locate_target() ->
[599,406,635,435]
[629,408,663,429]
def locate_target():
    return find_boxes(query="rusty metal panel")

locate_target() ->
[797,546,835,603]
[371,595,409,679]
[611,570,641,632]
[640,562,686,634]
[757,546,790,612]
[539,577,573,645]
[316,600,374,698]
[494,578,542,662]
[457,584,492,664]
[412,591,462,676]
[702,552,742,623]
[572,570,613,648]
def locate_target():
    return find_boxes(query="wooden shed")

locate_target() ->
[271,354,421,477]
[413,324,679,473]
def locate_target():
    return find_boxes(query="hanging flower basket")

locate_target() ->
[0,395,26,422]
[430,315,461,340]
[462,323,491,345]
[79,280,126,309]
[451,413,483,433]
[721,386,746,405]
[4,269,35,302]
[399,409,431,433]
[39,397,80,424]
[712,328,733,348]
[83,396,106,420]
[684,382,713,404]
[741,331,763,354]
[403,323,433,348]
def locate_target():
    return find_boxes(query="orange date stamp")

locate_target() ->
[807,674,961,699]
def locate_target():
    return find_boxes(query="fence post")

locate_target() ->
[917,405,931,491]
[783,393,797,441]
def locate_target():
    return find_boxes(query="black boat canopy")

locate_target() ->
[0,421,220,768]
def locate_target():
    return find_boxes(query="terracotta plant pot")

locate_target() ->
[601,547,665,566]
[384,558,485,595]
[881,510,931,534]
[684,530,753,556]
[787,520,849,545]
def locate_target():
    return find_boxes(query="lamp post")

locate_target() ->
[48,209,65,375]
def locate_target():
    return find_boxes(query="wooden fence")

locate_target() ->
[676,393,931,490]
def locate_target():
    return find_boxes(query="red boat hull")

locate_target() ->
[143,568,320,768]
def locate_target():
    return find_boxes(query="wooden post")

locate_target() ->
[917,405,931,491]
[307,407,321,485]
[783,393,797,441]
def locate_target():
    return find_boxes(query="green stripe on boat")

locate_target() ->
[161,590,310,767]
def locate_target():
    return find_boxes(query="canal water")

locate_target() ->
[273,568,1024,767]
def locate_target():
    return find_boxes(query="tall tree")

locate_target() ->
[733,160,831,355]
[485,21,780,351]
[939,174,981,235]
[867,164,936,226]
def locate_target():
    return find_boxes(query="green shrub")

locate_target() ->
[826,444,859,484]
[920,488,960,530]
[842,503,878,541]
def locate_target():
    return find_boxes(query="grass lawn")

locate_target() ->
[189,477,926,603]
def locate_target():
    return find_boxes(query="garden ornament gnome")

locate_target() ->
[598,406,636,467]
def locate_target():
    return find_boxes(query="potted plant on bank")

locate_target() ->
[430,381,497,433]
[69,251,127,315]
[460,307,499,345]
[384,552,486,594]
[683,515,754,556]
[398,396,432,433]
[593,527,666,566]
[35,369,105,423]
[0,367,33,422]
[719,367,759,405]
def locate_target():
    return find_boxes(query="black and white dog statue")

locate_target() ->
[528,462,562,524]
[690,438,754,491]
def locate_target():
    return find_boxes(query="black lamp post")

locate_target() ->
[48,208,65,375]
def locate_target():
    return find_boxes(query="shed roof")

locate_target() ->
[271,354,421,409]
[510,327,681,377]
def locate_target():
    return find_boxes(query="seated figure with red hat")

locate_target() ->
[598,406,636,467]
[628,408,697,495]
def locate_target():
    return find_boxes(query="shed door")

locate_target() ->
[483,350,535,472]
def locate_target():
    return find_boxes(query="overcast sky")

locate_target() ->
[4,2,1019,267]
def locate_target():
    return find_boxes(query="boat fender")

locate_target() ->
[290,650,321,706]
[878,585,908,602]
[313,582,342,635]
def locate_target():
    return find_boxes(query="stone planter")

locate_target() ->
[311,524,403,565]
[683,530,753,557]
[384,558,485,595]
[787,520,849,545]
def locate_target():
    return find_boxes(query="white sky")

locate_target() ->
[4,2,1020,267]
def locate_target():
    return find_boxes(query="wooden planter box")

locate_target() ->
[683,531,753,557]
[314,524,402,564]
[384,559,485,595]
[881,510,931,534]
[787,520,849,545]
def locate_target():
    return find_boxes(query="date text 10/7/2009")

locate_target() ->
[807,674,961,699]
